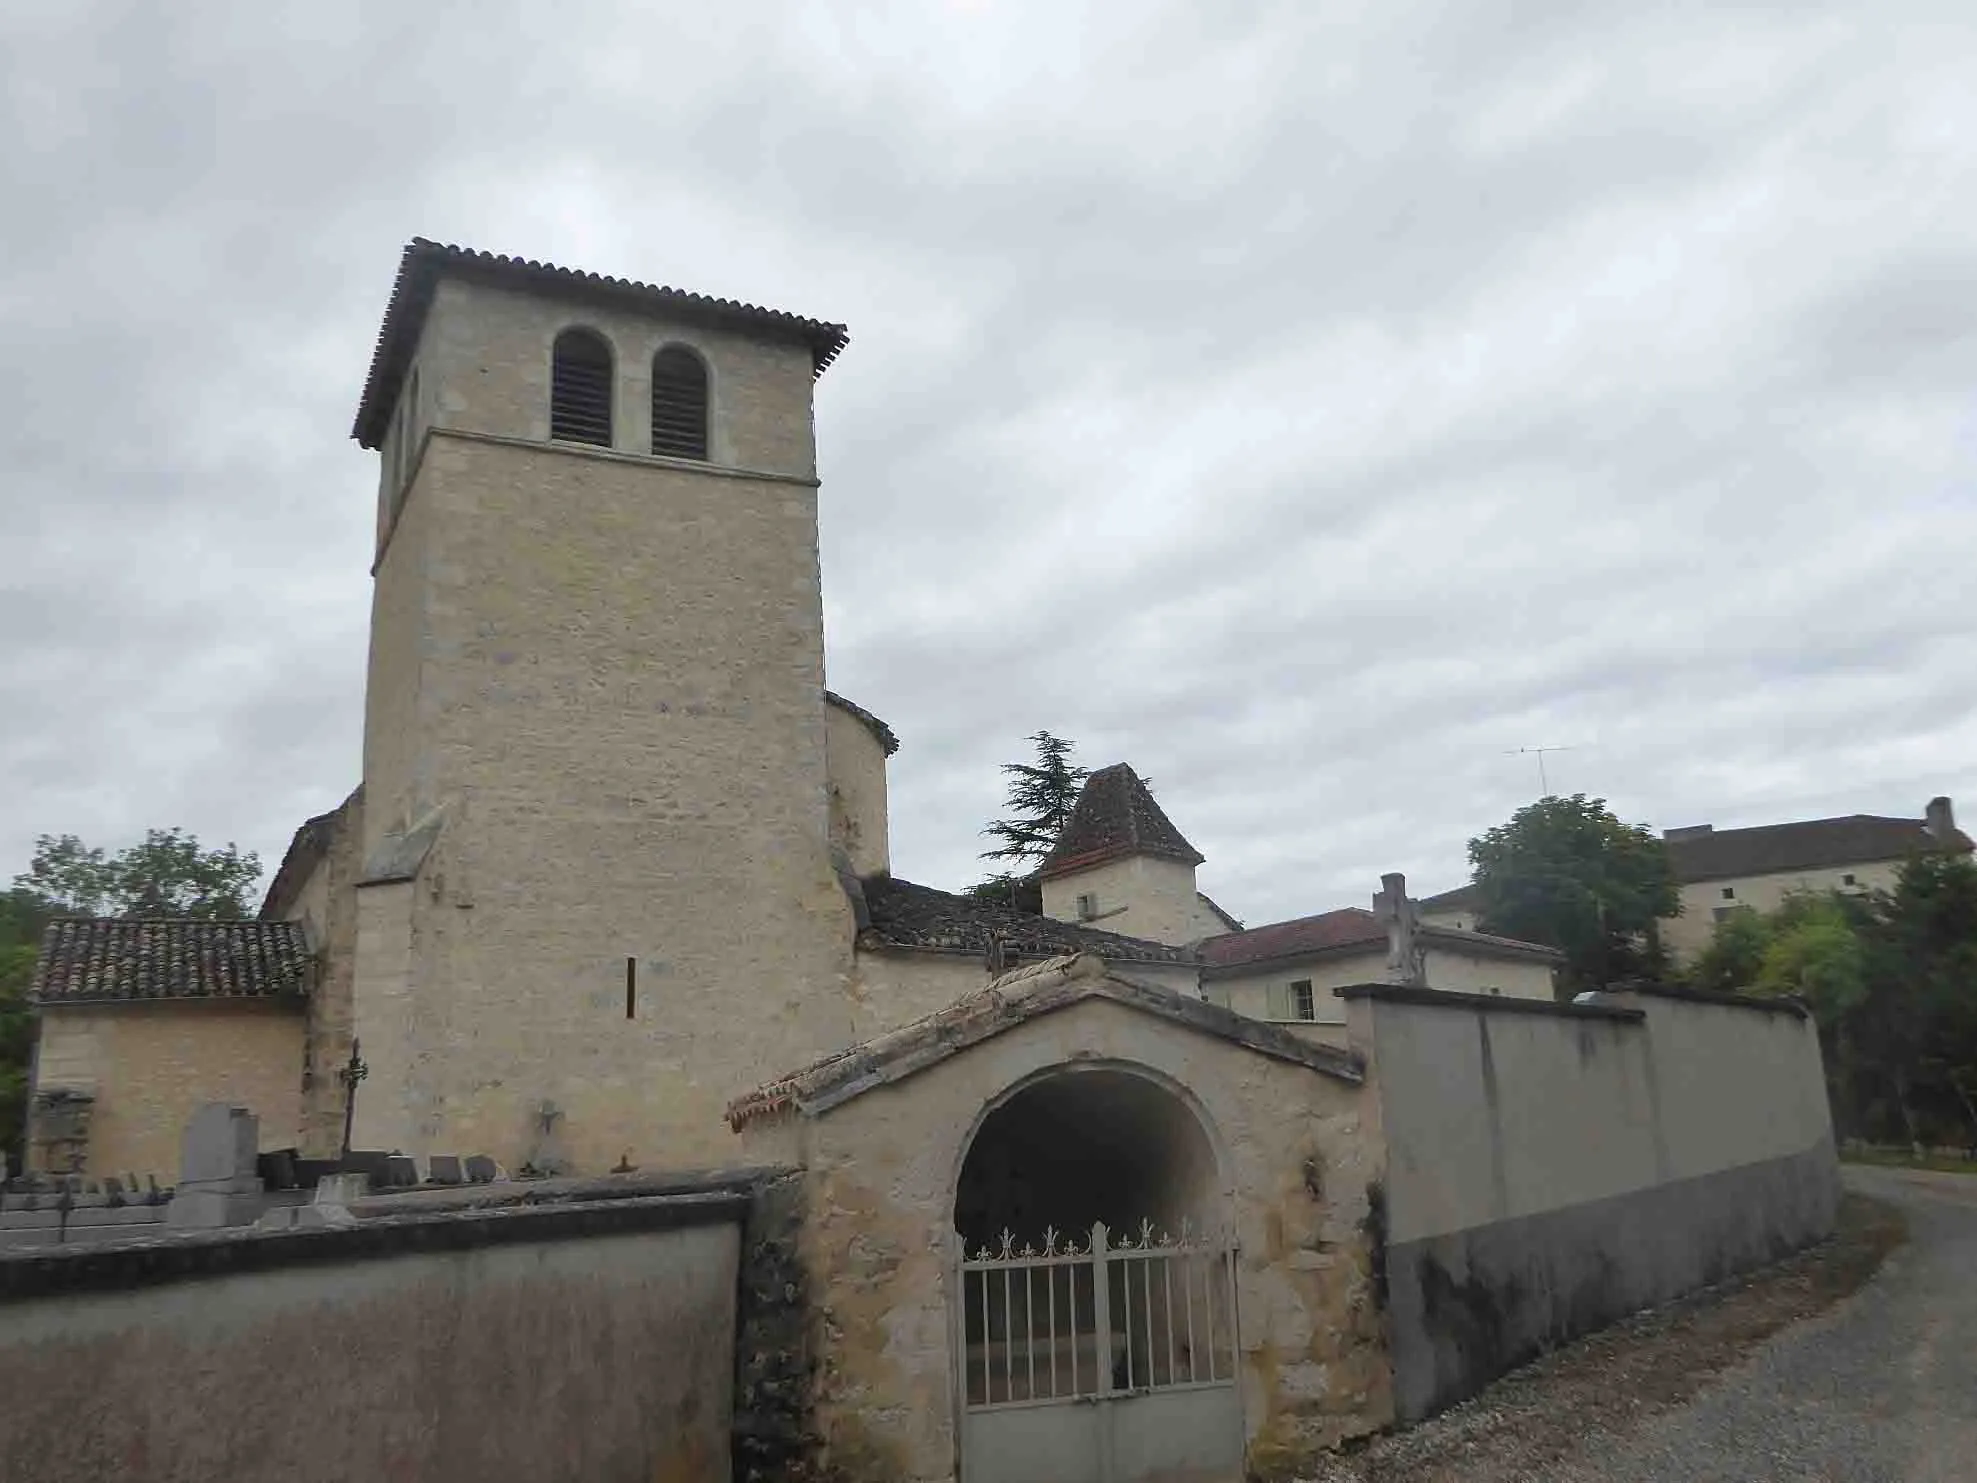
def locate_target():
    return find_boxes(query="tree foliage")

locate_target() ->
[1693,853,1977,1151]
[1467,794,1679,993]
[16,829,262,920]
[980,732,1089,867]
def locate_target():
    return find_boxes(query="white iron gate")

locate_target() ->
[958,1220,1243,1483]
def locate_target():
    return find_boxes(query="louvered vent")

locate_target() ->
[550,328,614,446]
[650,346,709,460]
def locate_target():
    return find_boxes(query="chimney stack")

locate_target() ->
[1926,796,1956,848]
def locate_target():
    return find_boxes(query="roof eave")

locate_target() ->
[352,239,851,449]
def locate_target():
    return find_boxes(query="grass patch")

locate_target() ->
[1840,1147,1977,1175]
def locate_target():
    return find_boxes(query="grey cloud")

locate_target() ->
[5,0,1976,932]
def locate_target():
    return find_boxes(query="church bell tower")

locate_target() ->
[344,240,857,1172]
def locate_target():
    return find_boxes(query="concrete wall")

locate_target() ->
[1042,856,1215,947]
[0,1191,742,1483]
[352,271,862,1173]
[28,1003,306,1180]
[825,702,890,877]
[1661,860,1900,962]
[1350,984,1837,1421]
[741,996,1392,1480]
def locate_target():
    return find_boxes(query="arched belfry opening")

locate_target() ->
[549,327,614,446]
[955,1066,1223,1252]
[650,344,709,460]
[952,1064,1243,1466]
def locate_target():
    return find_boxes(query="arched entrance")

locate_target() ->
[951,1064,1243,1483]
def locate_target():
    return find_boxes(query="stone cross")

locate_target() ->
[1373,872,1427,988]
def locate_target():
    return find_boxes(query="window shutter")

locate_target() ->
[650,346,709,460]
[550,329,614,446]
[1266,982,1290,1020]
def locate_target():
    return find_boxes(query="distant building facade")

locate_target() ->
[1419,796,1972,965]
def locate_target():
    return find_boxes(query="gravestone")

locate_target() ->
[427,1155,463,1186]
[464,1155,498,1184]
[166,1105,266,1228]
[340,1150,393,1189]
[385,1155,420,1188]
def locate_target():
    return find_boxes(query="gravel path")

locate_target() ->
[1542,1166,1977,1483]
[1302,1168,1971,1482]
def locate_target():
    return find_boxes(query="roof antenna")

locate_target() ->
[1506,745,1576,796]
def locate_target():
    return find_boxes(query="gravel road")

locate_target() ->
[1539,1165,1976,1483]
[1302,1167,1971,1482]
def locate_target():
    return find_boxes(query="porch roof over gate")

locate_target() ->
[726,953,1363,1129]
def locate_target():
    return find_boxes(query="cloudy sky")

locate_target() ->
[4,1,1975,927]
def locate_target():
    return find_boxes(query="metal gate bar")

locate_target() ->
[962,1219,1236,1410]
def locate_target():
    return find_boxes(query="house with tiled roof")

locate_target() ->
[25,918,314,1178]
[1418,796,1972,966]
[1033,764,1242,947]
[1197,905,1562,1035]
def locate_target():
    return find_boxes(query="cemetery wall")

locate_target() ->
[0,1180,753,1483]
[1342,982,1838,1421]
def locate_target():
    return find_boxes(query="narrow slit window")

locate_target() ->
[550,328,614,446]
[650,345,709,460]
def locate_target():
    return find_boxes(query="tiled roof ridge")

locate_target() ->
[31,918,313,1006]
[858,874,1193,964]
[352,238,851,448]
[726,953,1362,1129]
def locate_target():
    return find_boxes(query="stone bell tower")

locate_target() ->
[344,240,858,1172]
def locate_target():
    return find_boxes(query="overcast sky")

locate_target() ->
[4,1,1975,927]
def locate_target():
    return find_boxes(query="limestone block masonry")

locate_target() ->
[349,266,862,1173]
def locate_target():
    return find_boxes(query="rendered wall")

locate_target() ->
[0,1199,742,1483]
[1208,947,1554,1027]
[1353,986,1837,1420]
[1417,947,1555,1001]
[1041,856,1211,947]
[28,1002,306,1180]
[741,996,1392,1481]
[825,703,890,877]
[1661,860,1901,962]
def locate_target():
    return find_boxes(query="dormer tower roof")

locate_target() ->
[1038,764,1205,881]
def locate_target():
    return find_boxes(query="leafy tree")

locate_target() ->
[976,735,1099,901]
[1702,854,1977,1152]
[1690,906,1769,994]
[16,829,261,920]
[1467,794,1680,994]
[0,890,50,1168]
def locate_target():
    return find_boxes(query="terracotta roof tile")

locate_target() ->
[352,238,851,449]
[30,920,313,1006]
[860,875,1191,964]
[1198,906,1561,973]
[1038,764,1203,880]
[727,954,1361,1128]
